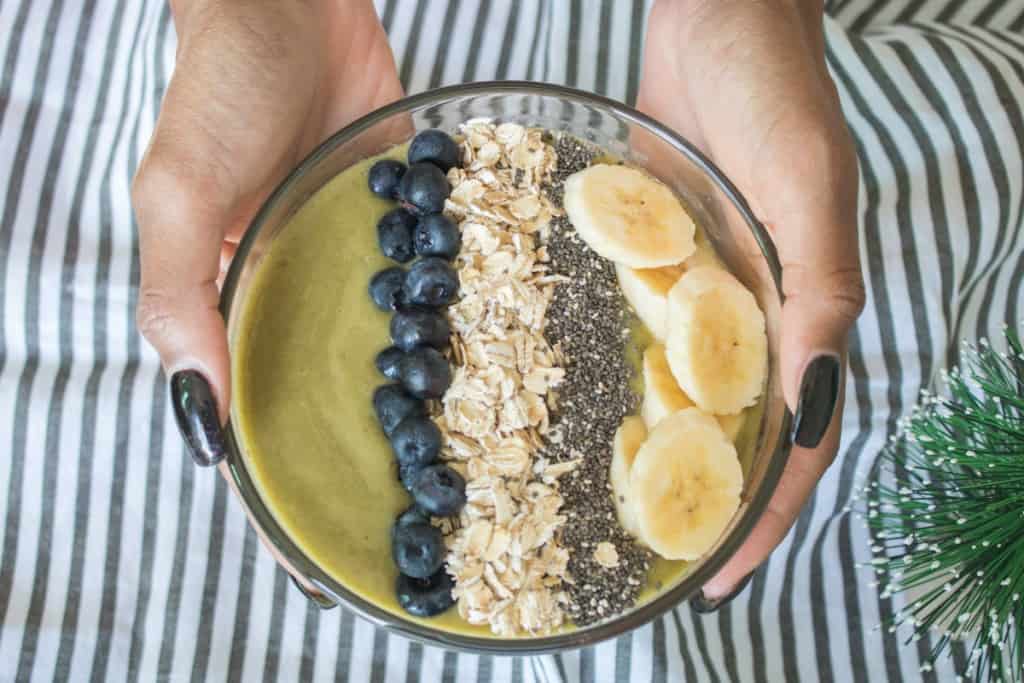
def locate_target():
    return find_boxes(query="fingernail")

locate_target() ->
[690,573,754,613]
[170,370,227,466]
[792,354,840,449]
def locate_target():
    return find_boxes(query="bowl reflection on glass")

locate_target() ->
[219,81,792,655]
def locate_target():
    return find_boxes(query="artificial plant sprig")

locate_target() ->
[857,326,1024,683]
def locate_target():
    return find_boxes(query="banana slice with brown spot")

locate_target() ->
[629,408,743,560]
[665,266,767,415]
[563,165,696,268]
[641,344,746,443]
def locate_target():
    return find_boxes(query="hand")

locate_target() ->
[132,0,402,465]
[638,0,865,605]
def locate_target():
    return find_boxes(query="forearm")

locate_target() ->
[167,0,383,49]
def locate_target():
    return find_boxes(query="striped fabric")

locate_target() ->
[1,0,1022,680]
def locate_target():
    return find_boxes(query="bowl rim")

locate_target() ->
[219,80,792,654]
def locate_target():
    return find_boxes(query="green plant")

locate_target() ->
[859,327,1024,682]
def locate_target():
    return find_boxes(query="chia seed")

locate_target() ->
[541,134,652,626]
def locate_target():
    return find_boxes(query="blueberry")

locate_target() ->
[368,267,406,312]
[410,464,466,517]
[404,257,459,307]
[368,159,406,199]
[397,163,449,215]
[396,569,456,617]
[377,209,417,263]
[399,462,425,492]
[398,346,451,399]
[390,416,442,469]
[375,346,405,380]
[391,522,445,579]
[394,504,431,530]
[372,384,426,436]
[413,214,461,260]
[390,308,450,351]
[408,130,461,172]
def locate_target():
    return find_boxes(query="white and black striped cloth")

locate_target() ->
[2,1,1022,680]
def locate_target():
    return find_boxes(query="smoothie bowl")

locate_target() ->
[220,82,791,653]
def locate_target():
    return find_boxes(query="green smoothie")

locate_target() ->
[231,146,757,636]
[232,150,482,634]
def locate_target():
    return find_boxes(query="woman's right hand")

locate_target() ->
[133,0,402,465]
[638,0,863,608]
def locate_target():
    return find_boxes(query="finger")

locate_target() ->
[133,151,235,466]
[766,114,863,426]
[702,373,846,599]
[702,71,859,601]
[698,119,861,597]
[132,53,248,464]
[135,2,328,467]
[713,26,862,596]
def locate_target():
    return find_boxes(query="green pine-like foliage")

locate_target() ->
[859,327,1024,683]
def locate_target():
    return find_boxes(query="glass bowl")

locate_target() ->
[219,81,792,654]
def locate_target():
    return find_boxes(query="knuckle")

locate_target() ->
[135,287,177,344]
[132,157,189,226]
[130,160,163,215]
[133,156,200,216]
[832,272,867,324]
[760,118,860,226]
[798,122,858,189]
[132,152,231,237]
[785,262,866,327]
[820,267,867,326]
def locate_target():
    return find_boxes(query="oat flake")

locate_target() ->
[593,542,620,569]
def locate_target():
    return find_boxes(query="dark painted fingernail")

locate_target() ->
[690,573,754,613]
[170,370,227,466]
[792,354,840,449]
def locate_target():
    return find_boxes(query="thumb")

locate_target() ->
[133,135,235,467]
[131,0,321,466]
[700,123,864,604]
[772,127,864,434]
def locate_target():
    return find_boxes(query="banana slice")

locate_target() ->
[615,263,685,341]
[642,343,745,440]
[641,344,694,429]
[683,227,725,272]
[629,408,743,560]
[615,229,725,340]
[610,416,647,538]
[665,266,767,415]
[563,165,696,268]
